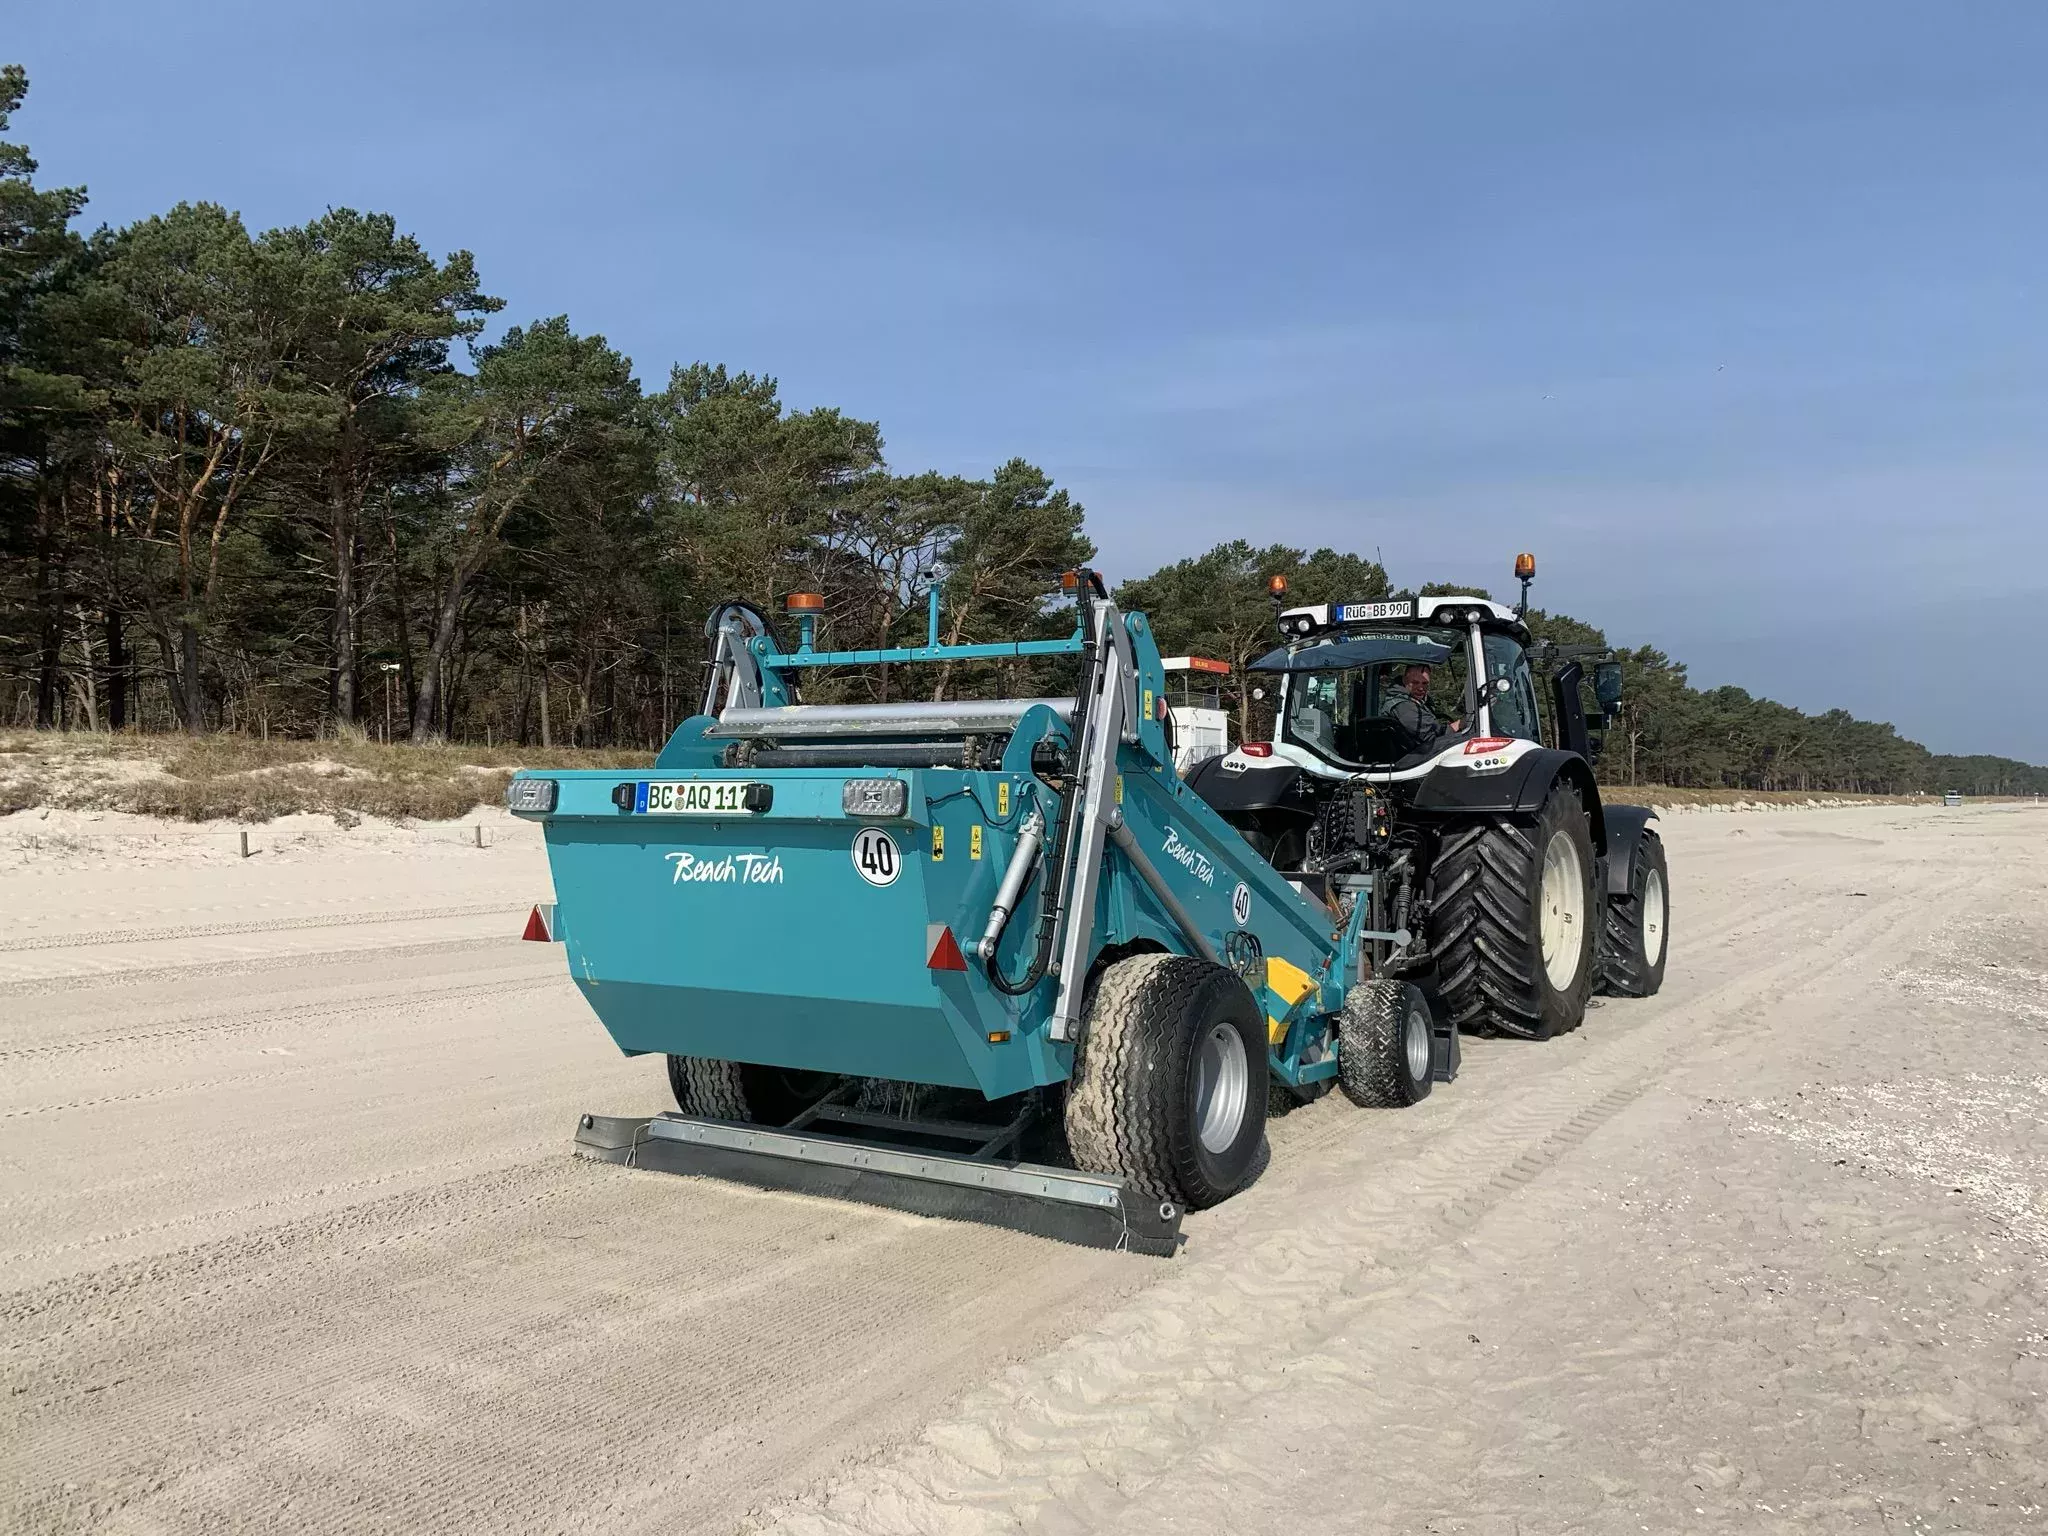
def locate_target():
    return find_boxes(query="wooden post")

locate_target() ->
[239,830,250,859]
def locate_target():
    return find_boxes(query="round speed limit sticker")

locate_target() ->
[851,827,901,887]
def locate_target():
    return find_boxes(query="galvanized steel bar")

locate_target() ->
[708,697,1075,739]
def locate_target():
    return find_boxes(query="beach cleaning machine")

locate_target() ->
[507,572,1456,1255]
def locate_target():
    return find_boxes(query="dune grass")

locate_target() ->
[0,730,648,822]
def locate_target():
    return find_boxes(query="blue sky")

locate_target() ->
[15,1,2047,760]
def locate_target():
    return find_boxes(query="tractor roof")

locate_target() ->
[1249,633,1455,673]
[1276,595,1529,643]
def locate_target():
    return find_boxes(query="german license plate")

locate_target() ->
[641,781,756,814]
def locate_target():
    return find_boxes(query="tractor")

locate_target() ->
[1185,555,1669,1043]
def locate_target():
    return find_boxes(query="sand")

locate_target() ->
[2,801,2043,1533]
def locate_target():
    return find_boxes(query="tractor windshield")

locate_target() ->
[1273,624,1543,766]
[1277,627,1465,765]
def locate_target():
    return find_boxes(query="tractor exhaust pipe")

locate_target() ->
[977,807,1046,962]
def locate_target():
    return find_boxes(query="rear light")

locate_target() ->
[926,924,969,972]
[842,778,908,817]
[1241,742,1273,758]
[506,777,557,813]
[1462,737,1514,755]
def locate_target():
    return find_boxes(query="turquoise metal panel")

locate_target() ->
[528,766,1068,1099]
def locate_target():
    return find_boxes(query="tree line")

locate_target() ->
[2,67,2041,796]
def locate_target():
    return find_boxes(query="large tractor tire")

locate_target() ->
[1337,979,1435,1108]
[1430,781,1598,1040]
[666,1056,836,1126]
[1065,953,1268,1210]
[1599,830,1669,997]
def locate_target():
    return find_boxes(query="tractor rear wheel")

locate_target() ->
[1065,953,1268,1210]
[1599,830,1669,997]
[1430,782,1597,1040]
[666,1057,837,1126]
[1337,979,1435,1108]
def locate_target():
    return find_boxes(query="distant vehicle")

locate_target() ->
[1160,655,1233,774]
[1944,790,1963,807]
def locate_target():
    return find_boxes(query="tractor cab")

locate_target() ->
[1240,595,1542,779]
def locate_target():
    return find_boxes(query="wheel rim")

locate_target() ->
[1640,867,1667,967]
[1403,1002,1431,1084]
[1193,1021,1251,1154]
[1539,831,1587,991]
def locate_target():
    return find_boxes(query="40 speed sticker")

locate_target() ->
[852,827,902,887]
[1232,882,1253,925]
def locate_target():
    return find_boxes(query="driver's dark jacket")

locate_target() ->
[1382,692,1444,753]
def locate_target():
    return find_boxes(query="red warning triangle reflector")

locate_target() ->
[522,904,554,942]
[926,923,969,972]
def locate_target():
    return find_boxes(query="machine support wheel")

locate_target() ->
[1337,979,1435,1108]
[666,1056,837,1126]
[1599,830,1669,997]
[1065,953,1268,1210]
[1429,781,1598,1040]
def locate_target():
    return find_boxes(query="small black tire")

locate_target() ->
[1599,831,1669,997]
[1337,979,1435,1108]
[666,1056,836,1125]
[1065,953,1268,1210]
[1430,780,1598,1040]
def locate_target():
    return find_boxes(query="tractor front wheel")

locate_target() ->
[1065,953,1268,1210]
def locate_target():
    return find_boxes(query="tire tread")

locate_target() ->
[1428,785,1595,1039]
[1065,953,1264,1209]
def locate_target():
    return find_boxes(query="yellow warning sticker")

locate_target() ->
[996,781,1010,817]
[970,824,984,860]
[931,825,945,861]
[1115,774,1125,804]
[1143,687,1154,721]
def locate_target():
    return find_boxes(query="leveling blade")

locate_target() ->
[573,1113,1183,1257]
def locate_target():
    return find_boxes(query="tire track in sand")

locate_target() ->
[0,968,565,1063]
[0,901,517,954]
[744,862,1963,1535]
[0,933,529,998]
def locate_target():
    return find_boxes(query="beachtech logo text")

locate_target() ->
[1162,826,1215,886]
[666,851,786,885]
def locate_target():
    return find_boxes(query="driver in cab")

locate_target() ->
[1382,663,1461,755]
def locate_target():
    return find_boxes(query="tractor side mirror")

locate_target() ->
[1593,660,1623,717]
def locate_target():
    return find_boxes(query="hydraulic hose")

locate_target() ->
[987,598,1104,996]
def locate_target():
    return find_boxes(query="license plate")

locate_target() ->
[640,781,757,815]
[1336,600,1415,622]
